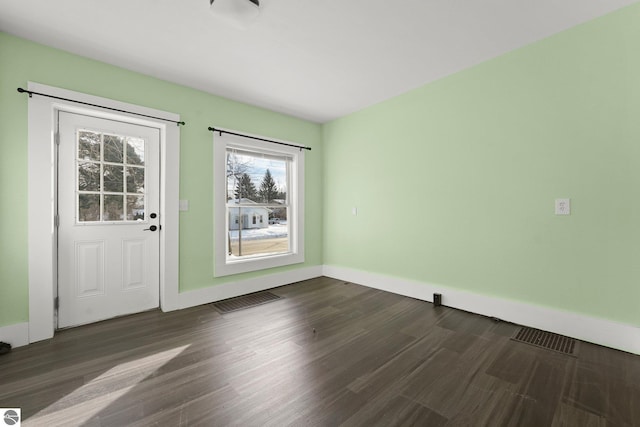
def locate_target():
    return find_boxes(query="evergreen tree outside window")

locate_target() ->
[234,173,257,200]
[259,169,278,203]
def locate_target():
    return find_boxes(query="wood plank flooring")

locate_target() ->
[1,277,638,426]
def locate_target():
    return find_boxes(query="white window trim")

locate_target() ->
[213,129,305,277]
[27,82,180,343]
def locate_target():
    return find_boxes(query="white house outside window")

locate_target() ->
[213,131,305,277]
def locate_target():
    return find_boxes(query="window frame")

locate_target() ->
[213,130,305,277]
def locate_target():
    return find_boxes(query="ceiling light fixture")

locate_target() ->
[209,0,261,25]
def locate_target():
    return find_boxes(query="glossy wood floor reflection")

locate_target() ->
[1,277,639,426]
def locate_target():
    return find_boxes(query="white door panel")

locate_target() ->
[57,112,160,328]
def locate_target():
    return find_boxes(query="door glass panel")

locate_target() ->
[78,161,100,191]
[103,164,124,192]
[76,129,147,223]
[104,195,124,221]
[127,195,145,221]
[78,131,101,161]
[104,135,124,163]
[78,194,100,221]
[126,166,145,193]
[126,138,145,165]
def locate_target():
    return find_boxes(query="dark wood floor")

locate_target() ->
[1,277,639,426]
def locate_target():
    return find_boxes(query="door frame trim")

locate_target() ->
[27,82,180,343]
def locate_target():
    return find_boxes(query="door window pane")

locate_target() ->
[78,194,100,221]
[78,161,100,192]
[104,195,124,221]
[126,138,145,165]
[78,131,101,161]
[103,165,124,192]
[126,166,145,193]
[104,134,124,164]
[127,195,145,221]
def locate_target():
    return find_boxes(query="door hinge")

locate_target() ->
[55,131,60,146]
[54,297,59,310]
[54,214,60,228]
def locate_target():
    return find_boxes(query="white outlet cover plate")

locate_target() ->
[555,198,570,215]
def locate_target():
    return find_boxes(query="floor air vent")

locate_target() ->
[213,291,282,314]
[512,327,576,355]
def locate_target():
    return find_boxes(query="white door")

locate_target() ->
[57,111,161,328]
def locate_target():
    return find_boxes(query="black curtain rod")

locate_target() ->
[208,127,311,151]
[17,88,185,126]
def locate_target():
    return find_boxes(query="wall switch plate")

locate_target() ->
[352,207,358,216]
[555,198,570,215]
[179,200,189,211]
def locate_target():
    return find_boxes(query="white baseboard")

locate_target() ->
[164,265,323,311]
[0,322,30,349]
[323,265,640,355]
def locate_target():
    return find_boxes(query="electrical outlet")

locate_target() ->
[555,198,570,215]
[433,293,442,307]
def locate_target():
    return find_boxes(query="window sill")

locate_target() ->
[214,251,304,277]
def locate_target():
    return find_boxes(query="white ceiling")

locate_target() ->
[1,0,637,123]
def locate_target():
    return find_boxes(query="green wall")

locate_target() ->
[0,32,323,327]
[323,4,640,326]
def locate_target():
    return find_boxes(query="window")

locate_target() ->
[76,129,146,223]
[213,131,304,277]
